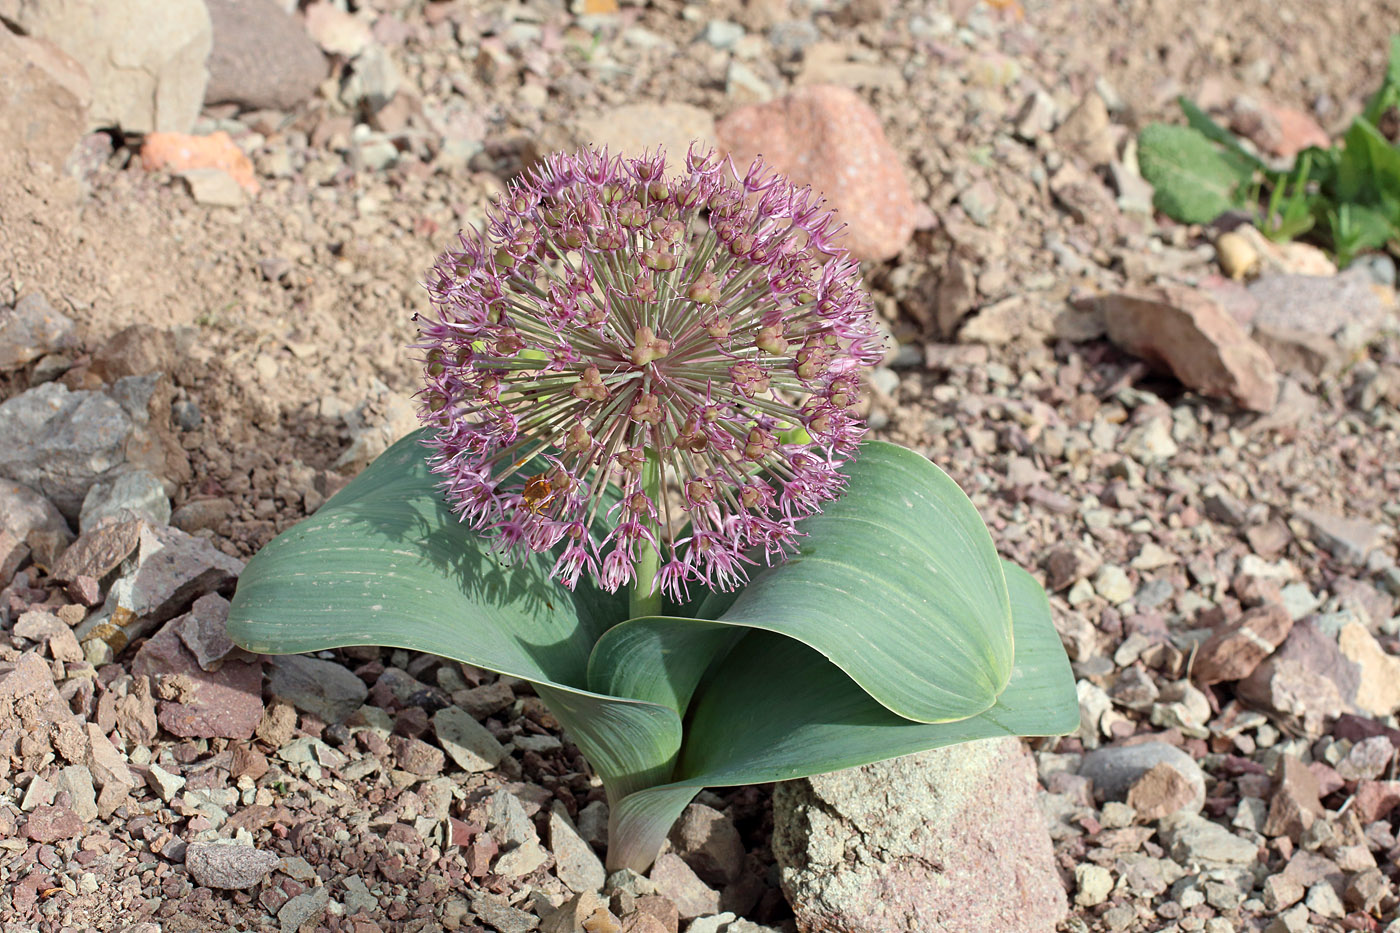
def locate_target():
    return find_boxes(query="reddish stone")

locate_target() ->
[1094,286,1278,412]
[1354,781,1400,824]
[1194,604,1293,685]
[716,85,917,261]
[24,805,82,843]
[132,595,263,741]
[1238,620,1359,735]
[1309,761,1345,797]
[231,745,269,781]
[49,519,142,584]
[1126,761,1198,821]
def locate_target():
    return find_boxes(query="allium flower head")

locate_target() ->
[415,145,883,599]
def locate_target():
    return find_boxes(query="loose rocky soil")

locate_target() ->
[6,0,1400,932]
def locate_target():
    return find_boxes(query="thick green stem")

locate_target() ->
[628,453,664,620]
[605,785,703,873]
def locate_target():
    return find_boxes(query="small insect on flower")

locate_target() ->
[521,472,561,514]
[415,144,883,599]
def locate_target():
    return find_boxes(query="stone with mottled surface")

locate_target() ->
[185,841,281,890]
[0,382,139,520]
[132,594,264,740]
[716,85,917,261]
[24,804,83,842]
[1193,604,1293,685]
[1095,286,1278,412]
[772,737,1066,933]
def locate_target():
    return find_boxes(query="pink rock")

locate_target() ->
[24,805,83,843]
[773,736,1066,933]
[1095,285,1279,412]
[132,594,263,741]
[1354,780,1400,824]
[716,85,917,261]
[1238,619,1358,736]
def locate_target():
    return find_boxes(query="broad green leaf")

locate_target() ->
[587,442,1014,728]
[586,617,743,714]
[227,428,687,810]
[705,441,1013,723]
[1138,123,1254,224]
[676,561,1074,785]
[227,429,612,684]
[535,683,681,802]
[600,562,1075,871]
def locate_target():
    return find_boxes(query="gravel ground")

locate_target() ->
[5,0,1400,931]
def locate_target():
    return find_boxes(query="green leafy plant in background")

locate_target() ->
[1138,35,1400,267]
[227,147,1078,873]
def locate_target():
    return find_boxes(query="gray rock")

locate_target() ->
[577,800,608,848]
[1158,813,1259,867]
[278,886,329,933]
[184,841,281,890]
[334,380,418,471]
[1295,508,1386,566]
[340,44,399,115]
[204,0,325,110]
[341,875,377,916]
[489,789,549,877]
[433,705,505,773]
[79,470,171,533]
[0,382,136,520]
[75,524,244,665]
[267,654,368,725]
[701,20,745,49]
[0,480,72,542]
[0,293,79,372]
[3,0,212,133]
[469,891,538,933]
[146,763,186,803]
[55,765,97,822]
[181,168,246,208]
[549,803,606,894]
[773,737,1067,933]
[1248,267,1390,341]
[688,914,741,933]
[1079,742,1206,814]
[13,610,82,662]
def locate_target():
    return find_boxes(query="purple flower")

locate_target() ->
[416,145,882,598]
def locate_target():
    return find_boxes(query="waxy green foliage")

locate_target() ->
[227,431,1077,871]
[1138,35,1400,267]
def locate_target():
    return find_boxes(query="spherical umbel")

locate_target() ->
[415,145,883,600]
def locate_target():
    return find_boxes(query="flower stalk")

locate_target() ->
[629,451,664,620]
